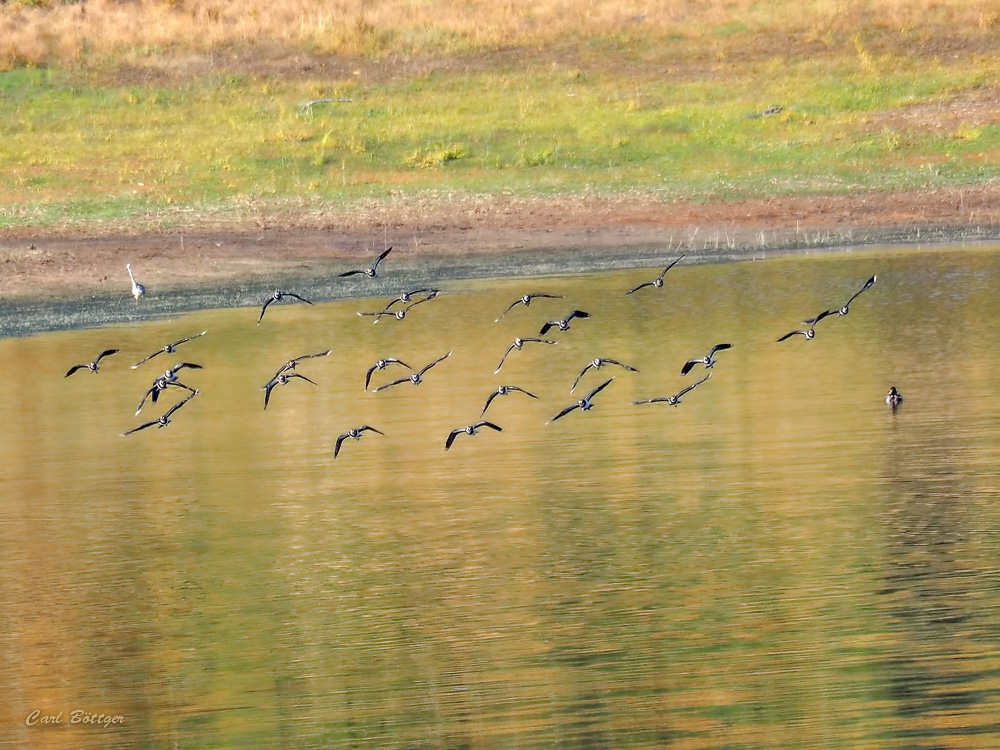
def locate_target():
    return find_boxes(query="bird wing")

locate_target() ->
[481,390,501,415]
[477,421,503,433]
[288,373,317,386]
[285,292,314,305]
[132,349,165,368]
[513,386,538,398]
[339,269,365,277]
[64,364,86,377]
[587,377,615,401]
[625,280,653,295]
[96,349,119,363]
[680,359,700,376]
[445,429,463,450]
[605,358,638,372]
[263,381,277,409]
[539,322,555,336]
[494,299,522,322]
[844,274,877,306]
[361,425,385,436]
[334,434,349,458]
[568,310,591,321]
[121,420,158,436]
[675,372,711,400]
[371,246,393,273]
[419,351,451,375]
[135,385,157,415]
[365,364,378,390]
[164,391,198,419]
[570,364,594,393]
[258,296,276,323]
[777,330,805,342]
[658,255,685,280]
[373,376,410,392]
[495,344,516,373]
[174,362,204,372]
[548,403,579,423]
[709,343,733,356]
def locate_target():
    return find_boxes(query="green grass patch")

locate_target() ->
[0,44,998,229]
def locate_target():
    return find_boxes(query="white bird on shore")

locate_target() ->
[127,264,145,302]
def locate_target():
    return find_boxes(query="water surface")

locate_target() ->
[2,244,1000,748]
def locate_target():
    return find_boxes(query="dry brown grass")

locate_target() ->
[2,0,998,71]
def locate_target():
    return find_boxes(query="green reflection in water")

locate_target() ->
[2,244,1000,748]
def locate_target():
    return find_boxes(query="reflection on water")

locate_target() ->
[2,244,1000,748]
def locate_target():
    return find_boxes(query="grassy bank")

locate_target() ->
[1,0,998,231]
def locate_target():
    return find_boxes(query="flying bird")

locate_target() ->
[445,421,503,450]
[495,337,558,374]
[571,358,638,393]
[132,331,207,368]
[624,255,685,295]
[269,350,332,381]
[121,390,199,436]
[680,344,733,376]
[481,385,538,416]
[262,372,316,410]
[365,357,411,390]
[886,386,903,408]
[833,275,877,316]
[633,372,712,406]
[161,362,203,383]
[339,247,392,279]
[494,293,563,322]
[382,288,440,311]
[135,378,196,415]
[548,378,614,424]
[776,310,836,342]
[258,290,315,324]
[126,263,145,302]
[357,293,435,324]
[334,425,385,458]
[65,349,119,377]
[373,351,451,391]
[539,310,590,336]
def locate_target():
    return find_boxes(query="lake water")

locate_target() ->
[2,244,1000,748]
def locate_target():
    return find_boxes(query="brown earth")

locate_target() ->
[2,186,999,300]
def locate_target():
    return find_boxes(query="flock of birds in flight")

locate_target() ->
[64,248,899,453]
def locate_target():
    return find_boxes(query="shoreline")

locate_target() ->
[2,189,1000,338]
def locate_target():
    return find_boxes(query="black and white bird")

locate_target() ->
[132,331,207,368]
[161,361,203,383]
[680,344,733,375]
[495,337,558,374]
[540,310,591,336]
[624,255,684,295]
[886,386,903,408]
[339,247,392,279]
[258,290,315,324]
[548,378,614,424]
[126,263,145,302]
[135,377,196,415]
[65,349,119,377]
[494,293,563,322]
[365,357,411,390]
[373,351,451,391]
[121,390,199,436]
[445,421,503,450]
[633,372,711,406]
[269,350,332,381]
[571,358,638,393]
[262,372,317,410]
[358,293,435,324]
[481,385,538,416]
[383,288,440,311]
[777,310,836,342]
[334,425,385,458]
[833,275,877,316]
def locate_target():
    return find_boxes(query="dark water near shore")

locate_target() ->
[2,244,1000,748]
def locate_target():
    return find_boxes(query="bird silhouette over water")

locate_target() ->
[777,310,836,342]
[634,372,712,406]
[540,310,590,336]
[445,421,503,450]
[258,290,315,324]
[365,357,411,390]
[65,349,119,377]
[625,256,684,295]
[334,425,385,458]
[339,247,392,279]
[373,352,451,391]
[122,390,199,436]
[126,264,145,302]
[495,337,557,374]
[132,331,207,368]
[262,372,316,410]
[571,358,638,393]
[481,385,537,416]
[680,344,733,375]
[494,293,563,322]
[548,378,614,424]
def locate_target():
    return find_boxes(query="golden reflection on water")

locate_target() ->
[2,245,1000,747]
